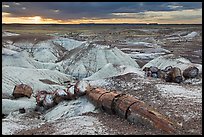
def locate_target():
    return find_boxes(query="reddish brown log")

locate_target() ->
[86,87,110,106]
[53,96,64,104]
[113,94,138,118]
[98,91,119,114]
[86,87,176,133]
[127,101,175,133]
[13,84,33,98]
[166,67,182,83]
[183,66,199,79]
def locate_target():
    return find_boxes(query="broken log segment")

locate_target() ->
[86,87,110,106]
[113,94,138,119]
[86,87,176,133]
[127,101,175,133]
[183,66,199,79]
[98,91,119,114]
[171,67,183,83]
[13,84,33,98]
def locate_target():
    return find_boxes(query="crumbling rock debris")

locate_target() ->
[43,93,56,110]
[53,88,77,104]
[36,90,49,107]
[74,81,87,97]
[13,84,33,98]
[53,89,70,104]
[66,85,78,99]
[86,87,176,133]
[34,81,88,112]
[35,90,56,110]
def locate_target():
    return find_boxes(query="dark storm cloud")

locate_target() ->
[2,2,202,20]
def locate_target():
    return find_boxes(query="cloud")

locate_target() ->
[2,4,10,8]
[112,8,202,23]
[2,12,11,17]
[13,2,21,5]
[2,2,201,18]
[167,5,183,9]
[2,2,202,24]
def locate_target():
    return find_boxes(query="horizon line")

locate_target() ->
[2,23,202,25]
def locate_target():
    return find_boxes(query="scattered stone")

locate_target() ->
[2,114,7,119]
[19,108,26,113]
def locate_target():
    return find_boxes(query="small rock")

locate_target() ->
[19,108,26,113]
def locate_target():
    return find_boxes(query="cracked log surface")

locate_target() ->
[86,87,177,133]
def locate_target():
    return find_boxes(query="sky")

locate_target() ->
[2,2,202,24]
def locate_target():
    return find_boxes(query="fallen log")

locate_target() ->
[183,66,199,79]
[112,94,137,118]
[98,91,119,114]
[86,87,110,106]
[86,87,176,133]
[171,67,183,83]
[165,67,183,83]
[126,98,175,133]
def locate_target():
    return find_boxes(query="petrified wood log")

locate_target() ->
[98,91,119,114]
[13,84,33,98]
[86,87,110,106]
[183,66,199,79]
[126,100,175,133]
[172,67,183,83]
[113,94,137,118]
[86,87,176,133]
[165,67,182,83]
